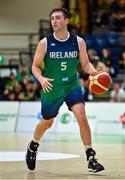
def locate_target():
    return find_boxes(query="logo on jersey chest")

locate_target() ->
[49,51,78,59]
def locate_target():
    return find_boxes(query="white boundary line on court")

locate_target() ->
[0,151,80,162]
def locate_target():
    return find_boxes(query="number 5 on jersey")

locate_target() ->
[61,62,67,71]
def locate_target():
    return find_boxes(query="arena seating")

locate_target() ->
[82,33,122,51]
[81,33,123,74]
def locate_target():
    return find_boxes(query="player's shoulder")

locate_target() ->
[39,37,47,45]
[75,35,86,49]
[69,33,84,45]
[69,32,79,41]
[76,35,85,44]
[38,37,47,49]
[36,37,47,53]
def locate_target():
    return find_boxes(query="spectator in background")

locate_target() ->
[3,85,11,100]
[0,76,7,100]
[92,0,113,28]
[5,72,18,91]
[2,72,18,100]
[100,48,115,77]
[16,63,31,82]
[88,49,109,72]
[110,82,125,102]
[68,9,80,33]
[95,60,109,73]
[33,83,41,101]
[87,49,100,62]
[100,48,112,65]
[1,68,41,101]
[7,91,15,101]
[119,51,125,70]
[21,74,30,93]
[109,0,125,31]
[13,82,25,101]
[24,81,35,101]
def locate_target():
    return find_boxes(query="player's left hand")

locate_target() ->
[90,70,102,76]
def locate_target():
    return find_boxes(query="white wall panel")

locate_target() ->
[0,0,62,33]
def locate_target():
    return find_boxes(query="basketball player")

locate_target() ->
[26,8,104,173]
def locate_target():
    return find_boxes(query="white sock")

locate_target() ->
[32,138,39,143]
[84,145,92,151]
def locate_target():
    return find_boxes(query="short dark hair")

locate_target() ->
[50,8,70,19]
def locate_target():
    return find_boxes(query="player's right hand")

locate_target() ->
[39,76,54,93]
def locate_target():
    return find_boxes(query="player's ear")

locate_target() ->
[65,18,69,24]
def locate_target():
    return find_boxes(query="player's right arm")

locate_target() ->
[32,38,54,93]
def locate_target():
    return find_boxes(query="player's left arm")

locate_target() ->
[78,37,100,75]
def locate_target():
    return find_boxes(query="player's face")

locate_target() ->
[51,11,69,32]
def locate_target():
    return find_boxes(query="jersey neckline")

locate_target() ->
[53,32,70,42]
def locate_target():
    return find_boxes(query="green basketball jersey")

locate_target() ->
[42,33,80,101]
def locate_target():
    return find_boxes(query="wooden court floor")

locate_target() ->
[0,133,125,180]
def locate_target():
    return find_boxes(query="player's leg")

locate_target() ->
[26,118,54,171]
[34,119,54,141]
[65,87,104,173]
[71,103,104,172]
[26,99,63,170]
[71,103,92,145]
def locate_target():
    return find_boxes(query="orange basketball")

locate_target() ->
[88,72,112,95]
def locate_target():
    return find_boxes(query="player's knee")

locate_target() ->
[44,119,54,129]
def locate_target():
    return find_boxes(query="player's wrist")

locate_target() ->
[37,75,44,82]
[90,70,102,76]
